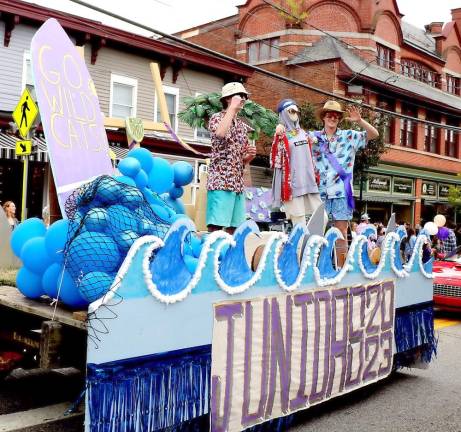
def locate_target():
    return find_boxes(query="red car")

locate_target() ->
[433,248,461,310]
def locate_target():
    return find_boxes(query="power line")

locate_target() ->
[66,0,461,132]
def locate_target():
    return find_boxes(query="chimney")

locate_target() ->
[425,22,443,34]
[452,8,461,22]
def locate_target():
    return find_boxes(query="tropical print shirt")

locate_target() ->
[207,111,251,193]
[309,128,367,200]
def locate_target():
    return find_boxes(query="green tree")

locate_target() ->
[448,185,461,208]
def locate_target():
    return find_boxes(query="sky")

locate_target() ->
[20,0,461,37]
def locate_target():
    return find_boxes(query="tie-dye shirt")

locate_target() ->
[308,129,367,200]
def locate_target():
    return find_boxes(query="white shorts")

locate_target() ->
[283,193,322,218]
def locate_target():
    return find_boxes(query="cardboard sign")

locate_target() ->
[211,281,395,432]
[30,18,113,215]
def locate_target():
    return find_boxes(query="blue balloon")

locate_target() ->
[16,267,44,299]
[107,204,140,232]
[78,271,114,303]
[10,218,47,257]
[118,188,145,210]
[134,170,148,189]
[84,208,110,233]
[163,196,185,214]
[148,157,174,194]
[139,219,157,235]
[127,148,154,173]
[21,237,54,274]
[67,231,121,274]
[173,161,194,186]
[42,262,63,298]
[115,175,137,187]
[45,219,69,263]
[151,204,172,222]
[184,254,199,274]
[59,270,88,309]
[170,213,189,223]
[169,186,184,199]
[118,157,141,178]
[96,177,120,205]
[114,229,139,253]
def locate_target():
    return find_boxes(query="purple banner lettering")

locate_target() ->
[326,288,348,397]
[242,300,270,427]
[265,297,292,417]
[345,285,365,389]
[366,283,381,335]
[211,302,243,432]
[290,292,314,411]
[309,290,331,404]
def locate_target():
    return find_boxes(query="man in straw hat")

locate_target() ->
[206,82,256,233]
[311,100,378,266]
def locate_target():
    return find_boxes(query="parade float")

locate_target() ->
[9,19,436,432]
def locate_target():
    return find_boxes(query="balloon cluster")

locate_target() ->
[10,150,206,308]
[423,214,447,238]
[116,148,194,223]
[11,218,88,308]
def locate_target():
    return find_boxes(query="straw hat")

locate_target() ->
[316,100,345,120]
[220,82,248,100]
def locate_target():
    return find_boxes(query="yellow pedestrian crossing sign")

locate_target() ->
[16,140,32,156]
[12,88,39,138]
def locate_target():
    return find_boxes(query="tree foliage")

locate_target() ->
[448,185,461,208]
[178,93,278,141]
[279,0,309,27]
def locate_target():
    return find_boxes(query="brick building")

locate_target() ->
[179,0,461,225]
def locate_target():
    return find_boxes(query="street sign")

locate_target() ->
[12,88,39,138]
[15,140,32,156]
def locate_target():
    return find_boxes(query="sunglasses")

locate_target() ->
[325,112,341,120]
[287,108,298,114]
[235,93,248,100]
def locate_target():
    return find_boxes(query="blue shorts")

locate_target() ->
[325,197,353,221]
[206,190,246,228]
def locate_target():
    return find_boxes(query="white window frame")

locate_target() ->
[109,73,138,118]
[154,85,179,133]
[22,51,34,91]
[193,92,211,144]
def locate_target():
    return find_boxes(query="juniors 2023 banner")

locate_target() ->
[31,19,113,215]
[211,280,395,432]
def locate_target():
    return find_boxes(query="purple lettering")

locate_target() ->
[380,281,395,332]
[378,330,393,376]
[326,288,348,397]
[242,300,270,427]
[290,292,314,411]
[362,335,379,382]
[211,302,243,432]
[366,283,381,335]
[345,285,365,389]
[265,297,292,418]
[309,290,331,404]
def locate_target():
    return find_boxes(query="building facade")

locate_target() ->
[179,0,461,225]
[0,0,266,219]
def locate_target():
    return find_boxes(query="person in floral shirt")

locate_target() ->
[310,100,378,266]
[206,82,256,233]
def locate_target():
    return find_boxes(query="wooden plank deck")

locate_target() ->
[0,285,87,330]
